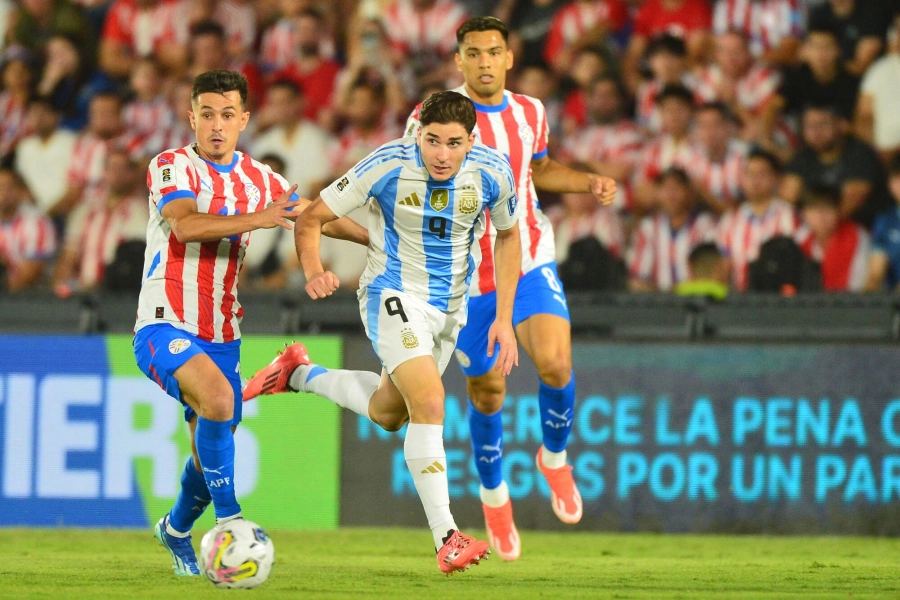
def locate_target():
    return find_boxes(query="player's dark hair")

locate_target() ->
[656,166,692,187]
[806,24,840,42]
[592,73,626,100]
[269,77,302,97]
[656,83,694,107]
[747,148,782,174]
[802,101,840,119]
[91,90,122,106]
[192,70,248,108]
[646,33,687,58]
[802,185,841,209]
[456,16,509,45]
[419,91,477,134]
[696,100,734,121]
[688,242,722,276]
[190,20,225,40]
[350,79,386,102]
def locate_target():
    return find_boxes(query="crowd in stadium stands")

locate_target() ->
[3,0,900,298]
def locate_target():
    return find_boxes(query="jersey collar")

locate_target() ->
[195,145,240,173]
[470,93,509,113]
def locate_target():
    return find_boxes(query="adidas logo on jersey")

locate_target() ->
[421,461,445,474]
[398,192,421,207]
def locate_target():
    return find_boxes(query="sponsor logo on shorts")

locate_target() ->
[459,189,478,214]
[454,349,471,368]
[168,339,192,354]
[429,189,449,212]
[401,328,419,349]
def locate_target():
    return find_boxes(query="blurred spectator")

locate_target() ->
[635,34,694,134]
[856,13,900,163]
[327,81,400,178]
[694,30,780,145]
[9,0,95,62]
[171,0,256,63]
[260,0,336,73]
[186,22,264,103]
[382,0,468,91]
[0,167,56,291]
[53,147,147,294]
[808,0,886,77]
[673,242,729,299]
[122,57,173,138]
[548,190,625,264]
[798,185,870,292]
[718,150,804,291]
[51,91,143,218]
[711,0,804,66]
[512,64,563,141]
[139,77,194,156]
[14,96,76,213]
[560,75,642,210]
[271,8,342,123]
[99,0,183,77]
[0,47,36,161]
[765,25,858,153]
[560,46,612,135]
[866,157,900,291]
[251,79,332,198]
[629,167,717,291]
[35,34,102,129]
[689,101,747,214]
[633,83,701,211]
[543,0,628,74]
[508,0,566,69]
[624,0,712,91]
[782,104,890,228]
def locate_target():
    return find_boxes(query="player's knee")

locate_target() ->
[407,392,445,424]
[199,385,235,422]
[375,411,409,432]
[467,377,506,414]
[536,354,572,389]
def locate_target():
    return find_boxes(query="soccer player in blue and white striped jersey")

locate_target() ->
[244,91,522,575]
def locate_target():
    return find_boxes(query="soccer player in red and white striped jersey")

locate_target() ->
[132,70,366,577]
[0,168,56,291]
[717,150,806,291]
[690,102,748,212]
[543,0,628,72]
[712,0,805,65]
[629,168,717,291]
[407,17,617,562]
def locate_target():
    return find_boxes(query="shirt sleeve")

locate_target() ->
[147,151,199,213]
[319,163,374,219]
[485,162,519,231]
[533,98,549,160]
[261,164,300,210]
[404,104,422,138]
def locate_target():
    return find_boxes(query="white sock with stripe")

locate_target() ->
[289,365,378,421]
[405,423,457,551]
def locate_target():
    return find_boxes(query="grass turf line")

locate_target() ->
[2,528,899,599]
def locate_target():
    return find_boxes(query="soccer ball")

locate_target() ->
[199,519,275,589]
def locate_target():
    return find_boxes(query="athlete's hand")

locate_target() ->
[305,271,340,299]
[589,175,617,207]
[259,184,301,230]
[487,319,518,376]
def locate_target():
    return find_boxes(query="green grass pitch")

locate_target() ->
[2,528,899,599]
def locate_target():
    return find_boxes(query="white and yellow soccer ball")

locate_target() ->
[199,519,275,589]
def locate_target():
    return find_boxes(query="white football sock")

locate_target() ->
[541,446,567,469]
[290,365,378,421]
[405,423,457,551]
[480,480,510,508]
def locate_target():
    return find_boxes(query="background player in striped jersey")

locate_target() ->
[244,91,521,575]
[405,17,617,561]
[132,69,366,577]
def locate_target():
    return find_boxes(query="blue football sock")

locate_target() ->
[539,373,575,453]
[195,417,241,520]
[168,456,212,533]
[468,400,504,490]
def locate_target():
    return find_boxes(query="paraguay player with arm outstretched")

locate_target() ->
[404,17,618,561]
[243,91,523,575]
[133,70,366,577]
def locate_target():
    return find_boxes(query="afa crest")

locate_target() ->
[401,328,419,349]
[429,189,449,212]
[459,189,478,215]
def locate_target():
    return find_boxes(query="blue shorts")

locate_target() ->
[133,323,243,425]
[455,262,570,377]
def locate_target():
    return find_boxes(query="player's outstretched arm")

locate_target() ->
[487,224,521,376]
[162,185,300,243]
[284,197,370,246]
[531,155,617,206]
[296,196,341,299]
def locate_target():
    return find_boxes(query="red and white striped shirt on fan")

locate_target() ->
[688,140,748,209]
[170,0,257,56]
[327,123,401,176]
[628,211,718,291]
[66,132,148,197]
[135,146,297,342]
[560,119,643,210]
[406,86,554,297]
[259,18,337,71]
[717,198,805,291]
[0,92,28,158]
[548,205,626,263]
[694,63,781,115]
[123,97,175,138]
[0,204,57,273]
[713,0,805,58]
[799,221,871,291]
[635,75,698,133]
[101,0,180,57]
[543,0,629,65]
[383,0,467,57]
[634,134,704,185]
[67,193,148,288]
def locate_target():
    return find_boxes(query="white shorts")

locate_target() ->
[358,287,467,375]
